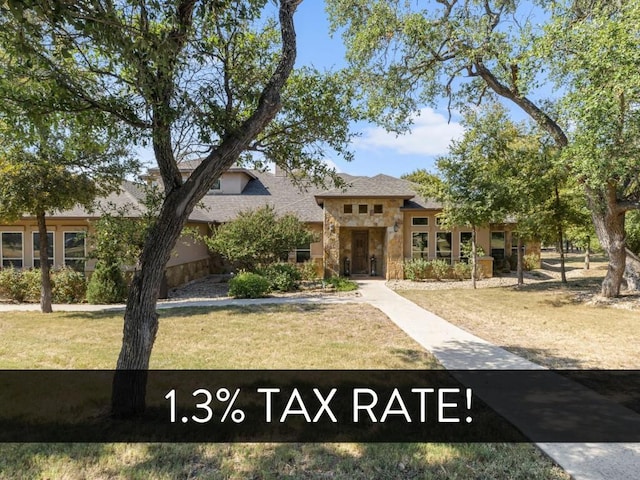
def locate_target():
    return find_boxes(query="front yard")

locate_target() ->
[0,303,567,480]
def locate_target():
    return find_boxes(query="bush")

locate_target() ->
[324,276,358,292]
[453,261,472,280]
[258,263,301,292]
[86,261,128,304]
[430,259,451,280]
[228,272,271,298]
[523,253,540,271]
[403,258,431,281]
[0,267,40,302]
[297,260,319,281]
[51,267,87,303]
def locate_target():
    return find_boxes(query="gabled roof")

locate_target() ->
[314,174,416,201]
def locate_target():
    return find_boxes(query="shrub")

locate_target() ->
[258,263,301,292]
[403,258,431,281]
[297,260,319,281]
[86,261,128,304]
[228,272,271,298]
[0,267,36,302]
[324,276,358,292]
[523,253,540,271]
[51,267,87,303]
[453,261,472,280]
[430,259,451,280]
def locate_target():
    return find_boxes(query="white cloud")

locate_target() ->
[354,107,464,156]
[320,158,342,173]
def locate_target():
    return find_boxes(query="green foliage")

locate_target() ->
[296,261,319,281]
[228,272,271,299]
[86,261,128,304]
[453,262,473,280]
[205,206,314,271]
[403,258,431,281]
[0,267,39,302]
[626,211,640,255]
[0,267,86,303]
[258,263,301,292]
[324,276,358,292]
[430,259,451,280]
[522,254,540,272]
[51,268,87,304]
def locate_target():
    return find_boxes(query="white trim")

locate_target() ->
[0,231,24,268]
[63,231,86,271]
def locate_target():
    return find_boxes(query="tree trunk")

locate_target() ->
[554,186,567,284]
[111,0,302,417]
[588,185,626,297]
[624,248,640,291]
[36,210,53,313]
[584,236,590,270]
[471,226,478,289]
[516,236,524,286]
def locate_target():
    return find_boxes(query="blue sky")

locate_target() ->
[293,2,464,178]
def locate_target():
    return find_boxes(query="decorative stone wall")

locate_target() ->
[165,258,212,288]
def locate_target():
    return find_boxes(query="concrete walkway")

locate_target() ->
[1,280,638,479]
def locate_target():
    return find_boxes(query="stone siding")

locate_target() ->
[165,258,212,289]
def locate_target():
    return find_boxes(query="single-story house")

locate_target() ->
[0,161,539,286]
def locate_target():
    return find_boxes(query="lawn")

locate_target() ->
[397,258,640,370]
[0,303,567,479]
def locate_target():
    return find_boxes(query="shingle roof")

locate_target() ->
[39,169,441,223]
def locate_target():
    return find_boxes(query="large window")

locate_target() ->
[412,232,429,259]
[459,232,473,263]
[412,217,428,226]
[33,232,54,268]
[64,232,86,272]
[436,232,452,264]
[511,233,525,257]
[491,231,506,259]
[1,232,23,268]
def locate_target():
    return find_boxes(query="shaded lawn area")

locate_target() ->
[398,278,640,369]
[0,303,568,480]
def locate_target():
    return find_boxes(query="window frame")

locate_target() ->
[1,231,24,268]
[436,231,453,264]
[411,217,429,226]
[63,231,86,272]
[343,204,353,214]
[459,231,473,263]
[411,231,429,259]
[358,204,368,214]
[373,204,383,214]
[32,231,55,268]
[491,231,506,260]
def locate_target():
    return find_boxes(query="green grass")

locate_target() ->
[0,303,568,480]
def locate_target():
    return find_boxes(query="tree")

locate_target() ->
[327,0,640,297]
[204,205,314,271]
[0,113,134,313]
[1,0,354,415]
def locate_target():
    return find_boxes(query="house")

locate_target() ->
[0,161,539,287]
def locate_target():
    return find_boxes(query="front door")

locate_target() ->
[352,231,369,275]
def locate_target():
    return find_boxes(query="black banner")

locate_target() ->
[0,370,638,442]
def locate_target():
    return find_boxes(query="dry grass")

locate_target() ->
[398,253,640,369]
[0,304,437,369]
[0,303,569,479]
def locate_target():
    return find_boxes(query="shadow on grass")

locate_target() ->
[506,277,604,294]
[0,442,562,479]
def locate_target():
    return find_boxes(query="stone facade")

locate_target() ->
[165,258,212,289]
[322,198,405,279]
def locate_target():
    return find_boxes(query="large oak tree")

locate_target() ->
[0,0,354,415]
[327,0,640,297]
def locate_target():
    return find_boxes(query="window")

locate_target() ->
[491,231,505,259]
[343,204,353,214]
[511,233,525,257]
[435,216,445,227]
[294,243,311,263]
[33,232,54,268]
[436,232,452,264]
[373,204,383,214]
[412,217,428,226]
[459,232,473,262]
[1,232,23,268]
[358,204,368,214]
[64,232,86,272]
[207,178,221,194]
[412,232,429,259]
